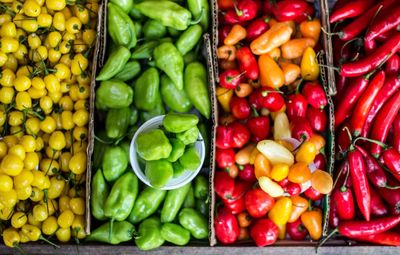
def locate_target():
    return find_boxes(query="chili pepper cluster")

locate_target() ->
[214,0,334,246]
[329,0,400,246]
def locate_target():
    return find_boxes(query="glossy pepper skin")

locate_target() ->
[154,42,184,90]
[113,61,141,81]
[179,208,208,239]
[188,0,210,31]
[337,215,400,238]
[246,16,270,41]
[287,219,308,241]
[86,221,135,244]
[329,0,374,23]
[96,46,131,81]
[286,94,308,121]
[102,146,128,182]
[110,0,133,13]
[105,107,131,139]
[215,206,240,244]
[301,208,322,240]
[135,129,172,161]
[108,3,136,49]
[163,113,199,133]
[273,0,311,22]
[135,217,165,251]
[145,160,174,188]
[301,47,319,81]
[134,67,160,111]
[91,170,109,221]
[129,187,167,224]
[131,41,159,60]
[95,80,133,110]
[161,75,192,113]
[160,223,191,246]
[161,183,191,223]
[302,82,327,109]
[246,115,270,142]
[236,46,259,80]
[143,20,167,40]
[250,218,279,247]
[176,25,203,56]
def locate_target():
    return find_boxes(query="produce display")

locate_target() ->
[328,0,400,246]
[0,0,98,248]
[214,0,333,246]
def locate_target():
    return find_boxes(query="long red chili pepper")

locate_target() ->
[332,184,355,221]
[363,38,377,54]
[353,231,400,246]
[370,186,389,217]
[335,74,372,128]
[329,0,374,23]
[348,147,371,221]
[338,215,400,237]
[385,54,400,74]
[329,199,340,228]
[335,74,347,100]
[393,113,400,152]
[364,6,400,43]
[381,148,400,182]
[340,33,400,77]
[350,71,385,136]
[370,90,400,156]
[236,46,259,80]
[378,178,400,215]
[362,74,400,137]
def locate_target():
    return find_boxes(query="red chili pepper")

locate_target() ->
[334,74,347,100]
[286,94,308,121]
[230,121,251,148]
[362,74,400,137]
[314,154,326,171]
[290,117,313,142]
[337,215,400,238]
[219,25,233,44]
[215,171,235,199]
[284,182,301,196]
[219,69,245,89]
[350,70,386,136]
[385,54,400,74]
[215,206,240,244]
[370,90,400,156]
[329,199,340,228]
[340,33,400,77]
[364,38,377,54]
[370,186,389,217]
[287,219,308,241]
[250,218,279,246]
[230,96,251,120]
[245,188,275,218]
[302,82,327,109]
[393,113,400,152]
[365,6,400,43]
[329,0,374,23]
[353,231,400,246]
[216,125,234,149]
[246,16,270,41]
[216,148,236,169]
[260,88,285,112]
[378,178,400,215]
[381,148,400,182]
[236,46,259,80]
[238,164,257,182]
[356,145,390,188]
[272,0,311,22]
[332,33,349,66]
[335,75,371,128]
[306,107,327,133]
[332,184,356,221]
[246,115,270,143]
[336,122,351,153]
[304,187,323,201]
[294,4,314,23]
[375,29,397,43]
[348,147,371,221]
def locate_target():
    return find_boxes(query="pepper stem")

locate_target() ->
[320,27,342,38]
[352,137,387,149]
[39,235,60,249]
[384,185,400,190]
[317,229,339,251]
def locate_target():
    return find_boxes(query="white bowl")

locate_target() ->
[130,115,205,190]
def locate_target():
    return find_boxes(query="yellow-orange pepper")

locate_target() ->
[288,162,312,184]
[277,223,286,240]
[281,38,316,60]
[216,86,233,112]
[254,153,271,178]
[270,163,289,182]
[258,176,284,197]
[301,208,322,240]
[235,143,256,165]
[301,47,320,81]
[295,141,317,164]
[250,23,293,55]
[288,195,309,223]
[217,45,237,61]
[300,18,321,42]
[224,24,247,46]
[268,197,293,225]
[279,61,301,85]
[309,134,326,152]
[259,54,285,89]
[266,47,281,60]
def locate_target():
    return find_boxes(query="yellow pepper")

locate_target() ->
[216,86,233,112]
[2,227,20,248]
[268,197,293,225]
[295,141,317,164]
[258,176,284,197]
[250,23,293,55]
[273,112,291,141]
[270,163,289,182]
[301,47,319,81]
[277,223,286,240]
[257,140,294,166]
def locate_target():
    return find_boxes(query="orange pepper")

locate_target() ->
[301,208,322,240]
[235,143,256,165]
[259,54,285,88]
[249,147,259,165]
[226,164,239,178]
[300,18,321,42]
[288,162,312,184]
[311,169,333,195]
[281,38,316,59]
[295,141,317,164]
[254,153,271,179]
[235,83,253,98]
[268,19,296,34]
[279,61,301,85]
[217,45,236,61]
[268,197,293,225]
[237,212,252,228]
[224,24,247,46]
[250,23,293,55]
[267,47,281,61]
[288,195,308,223]
[308,134,326,152]
[216,86,233,112]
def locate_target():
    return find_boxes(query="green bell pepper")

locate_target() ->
[113,61,141,81]
[173,162,186,177]
[95,80,133,110]
[108,3,136,49]
[154,42,184,90]
[110,0,133,13]
[176,24,202,56]
[86,221,135,244]
[188,0,209,31]
[129,105,138,126]
[178,208,208,239]
[196,199,208,216]
[140,94,165,122]
[143,20,167,40]
[176,126,199,145]
[163,113,199,133]
[135,217,164,251]
[105,107,131,139]
[129,5,145,20]
[184,62,210,119]
[194,175,208,200]
[131,41,159,60]
[91,170,109,221]
[145,160,174,188]
[96,46,131,81]
[183,185,195,208]
[167,27,181,37]
[160,75,192,113]
[160,223,190,246]
[134,67,160,111]
[183,51,198,65]
[129,187,166,224]
[134,21,142,38]
[102,146,128,182]
[135,129,172,161]
[179,146,201,171]
[161,182,191,223]
[167,139,185,163]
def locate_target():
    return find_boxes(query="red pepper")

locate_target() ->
[218,0,234,10]
[385,54,400,74]
[246,115,270,142]
[381,148,400,182]
[356,145,390,188]
[314,153,326,171]
[329,0,374,23]
[340,33,400,77]
[362,74,400,137]
[294,4,314,23]
[230,96,251,120]
[230,121,251,148]
[238,164,257,183]
[215,170,235,199]
[224,195,246,215]
[370,186,389,217]
[250,218,279,246]
[225,180,251,201]
[245,188,275,218]
[215,206,240,244]
[365,6,400,43]
[304,187,323,201]
[260,88,285,112]
[219,69,245,89]
[249,88,263,110]
[216,148,236,169]
[246,16,270,41]
[284,182,301,196]
[332,184,355,221]
[278,178,289,188]
[336,122,351,153]
[235,0,259,22]
[334,74,347,100]
[378,178,400,215]
[370,90,400,156]
[335,75,371,128]
[287,219,308,241]
[286,94,308,121]
[353,231,400,246]
[350,70,386,136]
[236,46,259,80]
[393,113,400,152]
[302,82,328,109]
[290,117,313,142]
[337,215,400,238]
[262,0,274,15]
[216,125,234,149]
[348,147,371,221]
[375,29,397,43]
[364,36,377,54]
[306,107,327,133]
[272,0,311,22]
[223,10,242,25]
[329,199,340,228]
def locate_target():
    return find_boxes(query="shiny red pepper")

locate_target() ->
[216,148,236,169]
[219,25,233,44]
[246,114,270,142]
[329,199,340,228]
[284,182,301,196]
[302,82,327,109]
[238,164,257,182]
[365,6,400,43]
[259,88,285,112]
[378,178,400,214]
[290,117,313,141]
[272,0,311,22]
[332,184,355,221]
[337,215,400,238]
[385,54,400,74]
[287,219,308,241]
[215,206,240,244]
[219,69,245,89]
[370,186,389,217]
[245,188,275,218]
[393,113,400,152]
[336,122,351,154]
[294,4,314,23]
[249,88,263,110]
[216,125,234,149]
[364,38,377,54]
[304,187,323,201]
[357,145,390,189]
[250,218,279,246]
[335,75,347,100]
[286,94,308,121]
[230,121,251,148]
[314,154,326,171]
[224,195,246,215]
[223,0,259,24]
[306,107,327,132]
[329,0,374,23]
[236,46,259,80]
[215,171,235,199]
[353,231,400,246]
[381,148,400,182]
[246,16,270,41]
[230,96,251,120]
